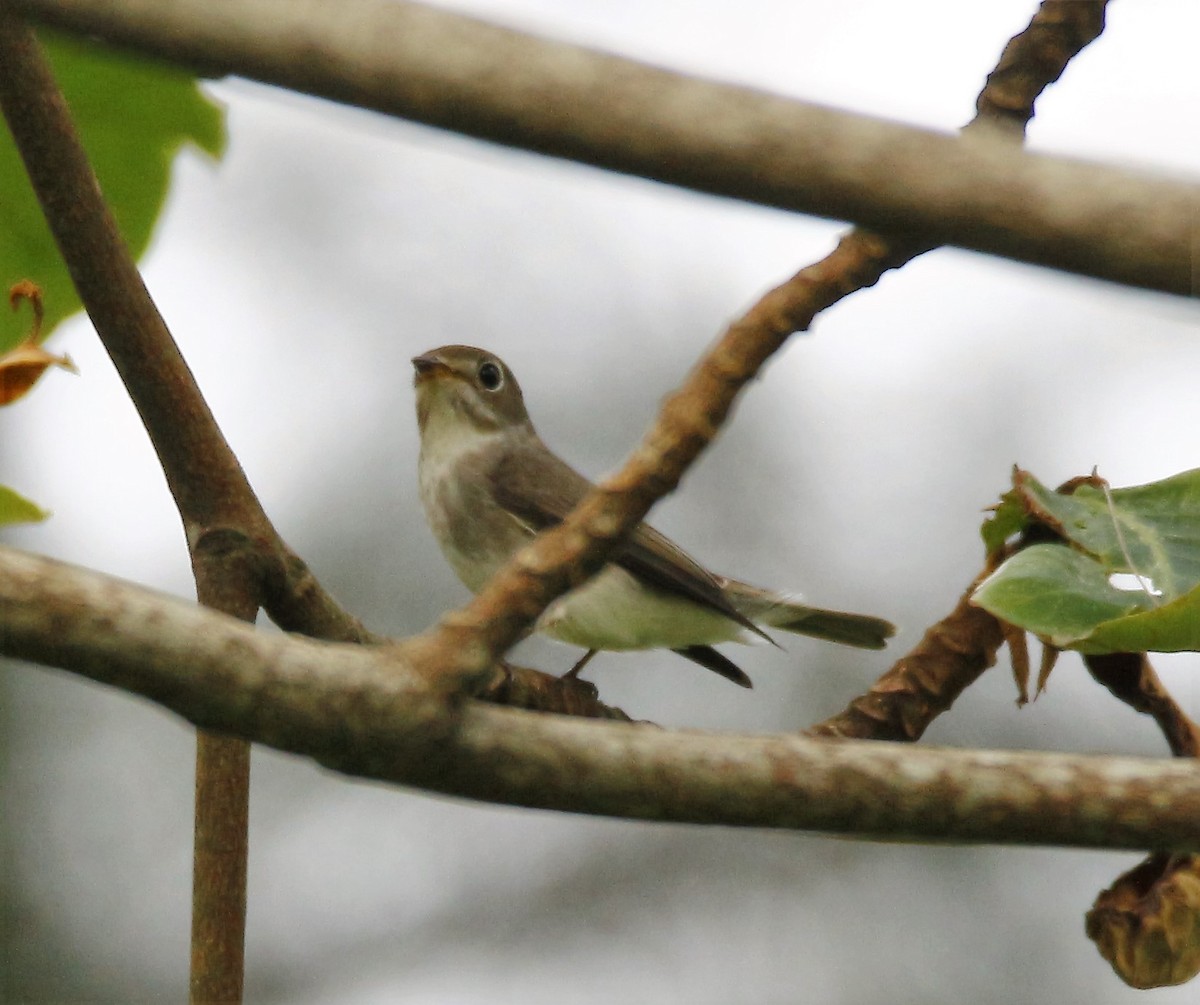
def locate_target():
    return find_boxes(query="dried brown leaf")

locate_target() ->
[1087,853,1200,989]
[1034,642,1059,700]
[8,278,44,341]
[1,280,75,405]
[1005,619,1031,706]
[810,569,1005,741]
[0,339,77,405]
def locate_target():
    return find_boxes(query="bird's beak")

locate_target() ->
[412,352,453,384]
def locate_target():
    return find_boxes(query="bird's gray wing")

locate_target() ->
[488,437,769,642]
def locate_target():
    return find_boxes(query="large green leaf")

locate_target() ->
[974,468,1200,654]
[1018,469,1200,598]
[0,30,225,350]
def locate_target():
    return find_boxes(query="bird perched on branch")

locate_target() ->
[413,344,893,687]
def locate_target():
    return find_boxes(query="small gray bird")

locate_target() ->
[413,345,893,687]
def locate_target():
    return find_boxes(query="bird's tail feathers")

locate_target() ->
[721,580,895,650]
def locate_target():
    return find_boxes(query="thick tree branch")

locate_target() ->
[13,0,1197,296]
[4,545,1200,852]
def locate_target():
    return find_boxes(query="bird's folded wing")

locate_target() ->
[489,440,767,639]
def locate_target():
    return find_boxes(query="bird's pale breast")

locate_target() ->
[418,426,533,593]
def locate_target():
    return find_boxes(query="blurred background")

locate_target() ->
[3,0,1200,1001]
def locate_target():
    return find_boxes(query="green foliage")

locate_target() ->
[974,469,1200,654]
[0,31,225,523]
[0,484,49,526]
[980,483,1027,555]
[0,29,225,350]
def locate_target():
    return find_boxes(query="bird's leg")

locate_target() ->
[563,649,597,680]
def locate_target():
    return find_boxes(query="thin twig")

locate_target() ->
[969,0,1109,136]
[809,567,1006,740]
[1085,653,1200,759]
[478,663,637,722]
[190,735,250,1004]
[187,541,260,1004]
[13,0,1194,295]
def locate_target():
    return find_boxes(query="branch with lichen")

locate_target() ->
[4,544,1200,852]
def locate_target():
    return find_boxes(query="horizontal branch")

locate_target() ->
[5,544,1200,852]
[15,0,1198,296]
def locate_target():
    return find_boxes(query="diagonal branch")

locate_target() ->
[4,545,1200,852]
[0,7,373,642]
[402,0,1119,699]
[0,17,268,1000]
[13,0,1197,296]
[809,565,1007,741]
[0,11,259,535]
[0,13,368,1001]
[1085,653,1200,758]
[970,0,1108,136]
[762,1,1114,741]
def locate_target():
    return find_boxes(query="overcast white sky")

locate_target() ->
[4,1,1200,1002]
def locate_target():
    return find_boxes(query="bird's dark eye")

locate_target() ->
[478,360,503,391]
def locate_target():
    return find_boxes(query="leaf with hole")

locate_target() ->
[974,469,1200,654]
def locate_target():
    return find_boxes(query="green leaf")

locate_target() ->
[980,483,1030,555]
[1017,469,1200,598]
[974,468,1200,654]
[1085,590,1200,655]
[973,544,1155,650]
[0,30,225,350]
[0,484,50,525]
